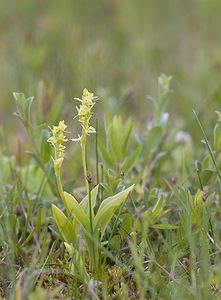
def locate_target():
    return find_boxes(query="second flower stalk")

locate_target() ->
[72,88,97,194]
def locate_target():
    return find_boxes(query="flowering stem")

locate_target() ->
[54,143,69,214]
[54,165,69,216]
[47,120,69,211]
[72,88,97,270]
[88,189,93,238]
[82,132,97,269]
[81,132,89,195]
[95,119,99,184]
[88,182,96,269]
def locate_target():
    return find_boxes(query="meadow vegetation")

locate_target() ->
[1,1,221,299]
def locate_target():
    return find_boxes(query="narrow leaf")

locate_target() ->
[109,119,122,161]
[151,223,179,230]
[152,197,163,219]
[122,117,132,156]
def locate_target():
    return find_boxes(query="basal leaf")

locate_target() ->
[52,204,75,243]
[64,192,90,231]
[80,184,99,217]
[94,184,134,238]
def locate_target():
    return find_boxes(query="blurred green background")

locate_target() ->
[1,0,221,139]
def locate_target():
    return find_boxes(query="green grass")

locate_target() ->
[2,75,221,299]
[1,1,221,299]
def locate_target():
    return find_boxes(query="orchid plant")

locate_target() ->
[48,89,134,280]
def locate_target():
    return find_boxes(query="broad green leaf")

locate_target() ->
[52,204,75,243]
[64,192,90,231]
[121,145,141,173]
[96,208,116,237]
[94,184,134,238]
[80,184,99,217]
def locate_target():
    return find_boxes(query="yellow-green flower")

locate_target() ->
[48,120,68,168]
[73,88,97,145]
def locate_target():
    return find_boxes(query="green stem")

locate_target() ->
[54,165,69,215]
[95,119,99,184]
[81,130,96,271]
[100,163,104,204]
[88,183,96,270]
[88,183,94,237]
[81,132,89,194]
[54,148,69,216]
